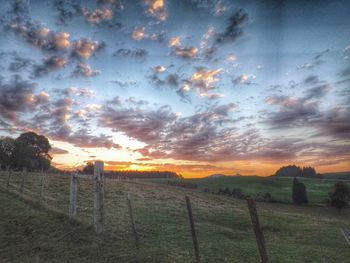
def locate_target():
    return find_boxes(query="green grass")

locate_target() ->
[152,176,345,204]
[0,173,350,262]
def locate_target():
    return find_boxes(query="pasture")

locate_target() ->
[1,172,350,262]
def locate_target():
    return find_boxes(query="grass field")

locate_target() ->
[152,176,345,204]
[1,172,350,262]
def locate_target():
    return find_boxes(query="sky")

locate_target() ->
[0,0,349,177]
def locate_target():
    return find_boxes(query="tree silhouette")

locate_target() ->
[82,162,94,175]
[276,165,317,178]
[0,137,15,170]
[292,178,308,205]
[302,167,317,177]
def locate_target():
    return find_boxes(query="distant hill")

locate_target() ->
[206,173,226,178]
[321,171,350,180]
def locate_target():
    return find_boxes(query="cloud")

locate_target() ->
[174,46,198,58]
[150,67,224,101]
[113,48,148,58]
[111,80,137,88]
[9,21,71,52]
[265,95,320,128]
[71,39,104,59]
[72,63,101,77]
[215,9,249,44]
[233,74,256,85]
[153,65,166,73]
[189,67,223,93]
[0,76,40,121]
[99,99,253,162]
[82,8,113,24]
[168,36,181,47]
[31,56,68,78]
[132,26,147,41]
[54,87,95,98]
[100,99,177,143]
[297,50,329,70]
[50,147,69,155]
[52,128,122,149]
[8,54,33,72]
[144,0,166,21]
[8,18,104,64]
[302,84,331,100]
[54,0,81,25]
[311,107,350,140]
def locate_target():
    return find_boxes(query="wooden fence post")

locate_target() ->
[185,196,200,263]
[19,167,27,195]
[94,161,104,234]
[246,198,269,263]
[40,170,47,202]
[127,194,139,248]
[69,173,78,218]
[6,169,12,188]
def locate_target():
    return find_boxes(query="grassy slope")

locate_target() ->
[159,176,343,204]
[1,173,350,262]
[322,171,350,180]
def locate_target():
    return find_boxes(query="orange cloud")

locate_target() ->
[145,0,166,21]
[174,46,198,58]
[132,27,147,41]
[168,36,181,47]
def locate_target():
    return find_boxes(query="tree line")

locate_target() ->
[81,162,181,179]
[0,132,52,171]
[275,165,318,178]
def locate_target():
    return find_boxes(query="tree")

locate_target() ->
[276,165,302,177]
[329,182,350,213]
[276,165,318,178]
[292,178,308,205]
[0,137,15,170]
[82,162,94,175]
[13,132,52,171]
[302,167,317,177]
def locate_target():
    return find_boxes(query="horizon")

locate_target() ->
[1,0,350,178]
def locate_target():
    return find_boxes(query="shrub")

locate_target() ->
[292,178,308,205]
[167,180,197,189]
[328,181,350,213]
[264,192,272,202]
[232,188,244,198]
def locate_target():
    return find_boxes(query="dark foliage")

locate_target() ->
[217,187,245,199]
[0,132,52,171]
[232,188,244,198]
[167,180,197,189]
[106,170,180,179]
[292,178,308,205]
[276,165,318,178]
[82,162,94,175]
[328,181,350,212]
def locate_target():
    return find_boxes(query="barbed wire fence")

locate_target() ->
[0,161,349,262]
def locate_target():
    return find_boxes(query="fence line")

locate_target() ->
[1,163,345,262]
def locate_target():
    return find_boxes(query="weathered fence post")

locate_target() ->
[40,170,47,202]
[19,167,27,195]
[246,198,269,263]
[6,169,12,188]
[94,161,104,234]
[185,196,200,263]
[69,173,78,218]
[127,194,139,248]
